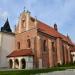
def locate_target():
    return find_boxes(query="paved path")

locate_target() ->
[36,69,75,75]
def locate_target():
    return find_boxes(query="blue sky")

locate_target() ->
[0,0,75,42]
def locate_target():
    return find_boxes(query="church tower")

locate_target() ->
[1,18,12,32]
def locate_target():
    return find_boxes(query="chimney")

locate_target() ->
[54,23,58,31]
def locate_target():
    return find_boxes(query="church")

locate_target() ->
[0,10,75,69]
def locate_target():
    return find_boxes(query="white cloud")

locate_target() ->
[23,0,75,26]
[0,0,75,40]
[0,9,8,21]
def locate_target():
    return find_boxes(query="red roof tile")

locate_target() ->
[37,21,61,38]
[37,20,73,45]
[7,49,34,57]
[30,16,73,45]
[60,34,73,45]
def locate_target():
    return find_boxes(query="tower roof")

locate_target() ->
[1,18,12,32]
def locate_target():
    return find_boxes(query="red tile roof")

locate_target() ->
[60,34,73,45]
[7,49,34,57]
[37,21,61,38]
[37,20,73,45]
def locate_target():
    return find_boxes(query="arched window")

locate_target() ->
[27,39,31,48]
[66,47,68,63]
[43,40,46,51]
[9,59,13,68]
[21,59,26,69]
[62,45,65,64]
[14,59,19,69]
[21,19,26,28]
[17,42,20,49]
[52,42,55,52]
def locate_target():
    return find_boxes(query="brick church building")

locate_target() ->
[7,10,75,69]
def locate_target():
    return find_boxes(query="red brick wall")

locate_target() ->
[14,11,72,69]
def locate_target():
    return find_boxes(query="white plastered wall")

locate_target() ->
[71,52,75,62]
[8,56,33,69]
[0,32,15,68]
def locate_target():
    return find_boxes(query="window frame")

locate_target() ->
[27,39,31,48]
[43,40,46,51]
[17,42,20,49]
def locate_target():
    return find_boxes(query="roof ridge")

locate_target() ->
[30,16,73,45]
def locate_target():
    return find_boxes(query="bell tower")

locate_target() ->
[1,18,12,32]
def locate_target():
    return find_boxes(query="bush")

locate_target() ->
[57,62,75,67]
[0,63,75,75]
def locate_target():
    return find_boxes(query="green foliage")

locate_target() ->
[0,63,75,75]
[58,62,75,67]
[0,68,66,75]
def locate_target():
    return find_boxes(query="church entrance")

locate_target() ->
[21,59,26,69]
[9,59,13,68]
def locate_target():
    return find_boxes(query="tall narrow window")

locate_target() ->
[17,42,20,49]
[52,42,55,52]
[62,45,65,64]
[43,40,46,51]
[27,39,31,48]
[21,18,26,28]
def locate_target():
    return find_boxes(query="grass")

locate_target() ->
[0,63,75,75]
[0,67,66,75]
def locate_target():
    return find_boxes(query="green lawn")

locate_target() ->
[0,67,66,75]
[0,65,75,75]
